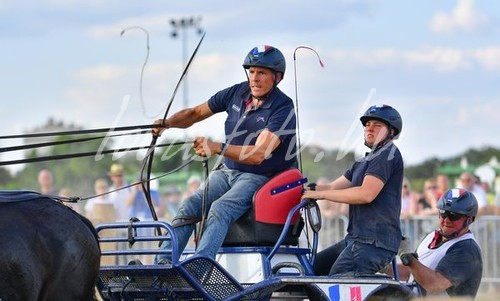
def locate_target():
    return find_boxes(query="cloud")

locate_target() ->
[472,47,500,71]
[326,46,500,72]
[404,47,472,72]
[85,13,173,40]
[72,64,129,81]
[430,0,490,34]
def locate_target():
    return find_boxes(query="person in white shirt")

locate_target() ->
[459,171,489,215]
[106,164,131,221]
[394,188,482,299]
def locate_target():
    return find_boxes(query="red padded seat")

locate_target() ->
[222,168,305,247]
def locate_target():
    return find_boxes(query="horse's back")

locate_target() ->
[0,192,100,301]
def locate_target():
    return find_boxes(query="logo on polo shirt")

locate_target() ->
[232,104,241,112]
[256,116,265,122]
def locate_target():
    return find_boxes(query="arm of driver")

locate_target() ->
[153,102,214,135]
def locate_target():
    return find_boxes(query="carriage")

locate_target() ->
[0,170,416,301]
[93,168,415,301]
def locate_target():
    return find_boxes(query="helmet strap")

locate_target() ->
[387,126,395,140]
[364,126,394,150]
[244,68,250,83]
[273,71,282,86]
[439,217,472,240]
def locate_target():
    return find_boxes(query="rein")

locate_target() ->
[0,128,159,153]
[0,124,157,139]
[0,123,197,204]
[0,140,192,166]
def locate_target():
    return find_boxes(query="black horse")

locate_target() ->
[0,191,101,301]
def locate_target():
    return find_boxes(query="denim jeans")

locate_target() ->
[313,238,395,276]
[156,168,269,263]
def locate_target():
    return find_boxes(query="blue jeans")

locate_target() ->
[313,238,395,276]
[156,168,269,263]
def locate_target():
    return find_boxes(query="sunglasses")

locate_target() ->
[439,210,465,221]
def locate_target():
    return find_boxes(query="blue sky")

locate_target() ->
[1,0,499,173]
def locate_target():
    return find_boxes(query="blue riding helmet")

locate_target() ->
[360,104,402,139]
[437,188,478,219]
[243,45,286,78]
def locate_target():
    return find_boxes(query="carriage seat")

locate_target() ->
[222,168,306,247]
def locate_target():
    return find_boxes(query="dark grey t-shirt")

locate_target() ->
[419,238,483,298]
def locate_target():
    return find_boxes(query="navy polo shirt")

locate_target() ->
[207,81,297,176]
[433,239,482,297]
[344,142,404,252]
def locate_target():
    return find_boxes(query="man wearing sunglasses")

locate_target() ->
[396,188,483,299]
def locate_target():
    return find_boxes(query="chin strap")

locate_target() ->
[435,216,474,243]
[364,126,395,150]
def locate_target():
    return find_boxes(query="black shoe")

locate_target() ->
[128,259,143,265]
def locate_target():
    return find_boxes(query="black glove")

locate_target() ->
[398,236,418,266]
[306,183,317,191]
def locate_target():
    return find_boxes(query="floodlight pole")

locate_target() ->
[170,17,204,110]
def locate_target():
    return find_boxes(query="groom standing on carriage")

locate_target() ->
[152,45,297,263]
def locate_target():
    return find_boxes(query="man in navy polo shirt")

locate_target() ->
[302,105,404,276]
[153,45,297,262]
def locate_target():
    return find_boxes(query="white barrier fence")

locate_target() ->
[318,214,500,292]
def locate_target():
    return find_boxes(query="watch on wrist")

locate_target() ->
[219,142,226,155]
[400,252,418,266]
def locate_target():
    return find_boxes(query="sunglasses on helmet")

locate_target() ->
[439,210,465,221]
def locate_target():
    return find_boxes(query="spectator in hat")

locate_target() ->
[107,164,131,221]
